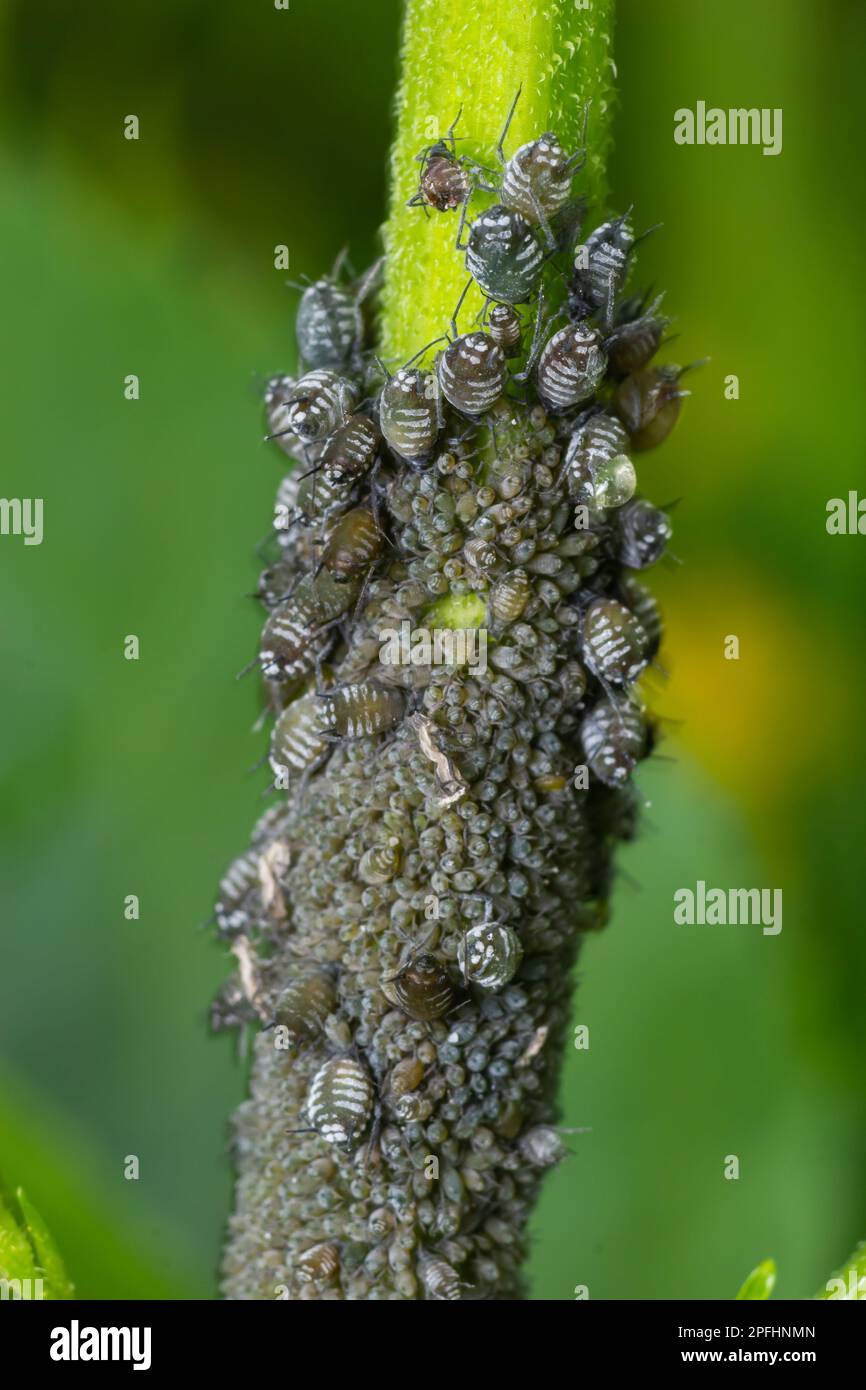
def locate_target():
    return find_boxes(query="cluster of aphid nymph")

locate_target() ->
[217,91,690,1301]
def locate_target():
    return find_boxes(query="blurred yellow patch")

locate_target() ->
[642,569,855,807]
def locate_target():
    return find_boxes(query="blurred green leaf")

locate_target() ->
[736,1259,776,1301]
[16,1189,75,1299]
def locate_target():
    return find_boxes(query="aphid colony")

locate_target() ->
[218,98,690,1302]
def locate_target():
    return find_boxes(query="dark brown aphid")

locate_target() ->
[605,293,668,377]
[580,696,648,787]
[382,952,456,1021]
[272,970,336,1047]
[617,498,672,569]
[580,597,649,686]
[536,322,606,413]
[437,331,507,415]
[615,364,689,451]
[321,507,383,582]
[486,303,523,357]
[408,110,473,213]
[317,681,405,739]
[259,573,359,682]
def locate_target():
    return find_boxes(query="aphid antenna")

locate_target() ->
[235,655,260,681]
[631,220,664,252]
[283,274,314,293]
[495,83,523,165]
[511,283,548,383]
[404,336,447,368]
[353,254,384,303]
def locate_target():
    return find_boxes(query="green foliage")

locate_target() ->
[736,1258,776,1301]
[0,1187,73,1299]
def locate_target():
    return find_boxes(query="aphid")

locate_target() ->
[280,369,359,443]
[518,1125,569,1168]
[463,204,544,305]
[418,1250,463,1301]
[357,840,402,885]
[272,970,337,1046]
[580,597,649,686]
[617,498,672,569]
[570,211,639,329]
[409,712,467,806]
[379,367,440,462]
[536,322,606,414]
[486,302,523,357]
[321,507,383,582]
[257,837,290,919]
[564,411,630,504]
[296,280,362,371]
[490,568,530,625]
[215,849,260,937]
[580,696,648,787]
[436,331,507,416]
[408,110,473,213]
[269,694,329,781]
[210,979,256,1033]
[295,1241,341,1286]
[259,572,358,682]
[619,574,663,658]
[615,364,689,451]
[296,464,353,523]
[494,89,586,249]
[255,556,297,610]
[457,920,523,990]
[320,413,380,486]
[317,681,405,739]
[305,1055,375,1150]
[605,293,668,378]
[389,1057,424,1097]
[382,952,456,1021]
[264,376,323,465]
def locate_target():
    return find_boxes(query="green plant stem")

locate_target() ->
[380,0,617,366]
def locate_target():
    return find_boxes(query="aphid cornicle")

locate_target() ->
[580,596,650,686]
[617,498,672,569]
[463,204,545,305]
[536,322,607,414]
[408,110,473,213]
[321,507,383,582]
[282,369,359,442]
[272,970,336,1047]
[317,681,405,739]
[615,364,688,451]
[580,696,648,787]
[436,331,507,416]
[305,1055,375,1150]
[570,211,638,329]
[486,302,523,357]
[379,367,440,462]
[457,921,523,990]
[382,952,456,1021]
[269,694,329,781]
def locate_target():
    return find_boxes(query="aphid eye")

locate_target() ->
[457,921,523,990]
[305,1055,375,1151]
[580,596,649,687]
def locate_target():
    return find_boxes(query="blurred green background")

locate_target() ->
[1,0,864,1300]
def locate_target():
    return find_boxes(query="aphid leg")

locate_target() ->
[330,246,350,281]
[496,84,523,165]
[236,655,260,681]
[450,277,473,341]
[511,285,547,383]
[443,105,463,154]
[529,189,558,253]
[455,193,472,251]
